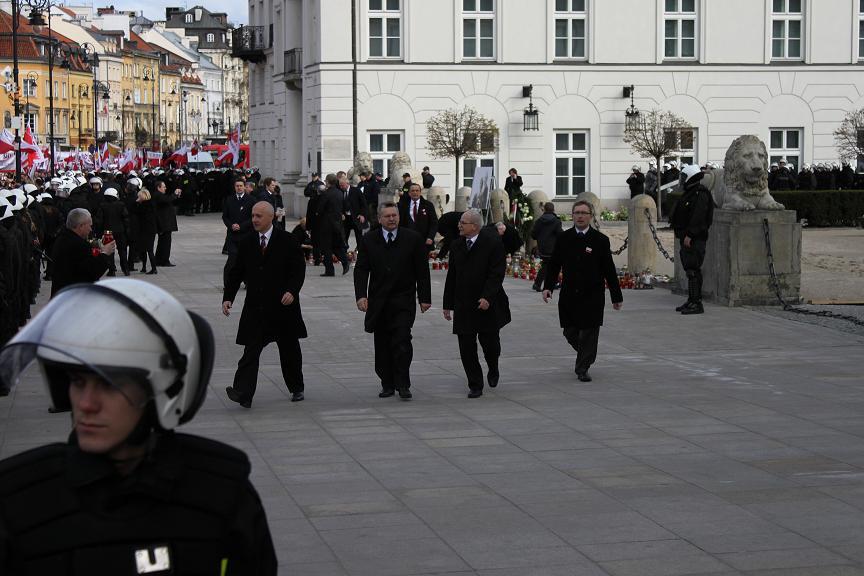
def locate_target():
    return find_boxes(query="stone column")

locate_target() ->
[627,194,657,274]
[455,186,471,212]
[526,190,550,254]
[490,188,509,222]
[426,186,448,216]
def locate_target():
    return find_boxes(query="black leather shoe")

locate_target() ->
[675,300,691,312]
[467,389,483,398]
[378,389,395,398]
[577,372,592,382]
[487,369,499,388]
[146,269,158,275]
[226,386,251,408]
[161,262,176,267]
[291,392,304,402]
[398,388,412,400]
[680,302,704,315]
[342,262,350,275]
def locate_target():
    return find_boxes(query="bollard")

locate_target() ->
[455,186,472,212]
[628,194,657,274]
[490,188,509,222]
[426,186,448,217]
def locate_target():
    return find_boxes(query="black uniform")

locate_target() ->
[0,432,277,575]
[670,175,714,312]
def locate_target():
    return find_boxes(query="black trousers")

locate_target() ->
[138,233,157,270]
[533,255,551,288]
[563,326,600,375]
[155,231,172,265]
[457,331,500,391]
[108,237,129,274]
[343,219,363,251]
[374,324,413,392]
[232,337,304,402]
[321,229,348,275]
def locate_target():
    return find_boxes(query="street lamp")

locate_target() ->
[624,85,641,133]
[23,72,37,132]
[80,43,111,144]
[25,0,61,175]
[181,90,188,143]
[143,66,156,150]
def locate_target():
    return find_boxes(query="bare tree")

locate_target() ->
[426,106,498,189]
[833,108,864,164]
[623,108,691,217]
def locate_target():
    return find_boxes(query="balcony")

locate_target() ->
[232,26,269,63]
[283,48,303,90]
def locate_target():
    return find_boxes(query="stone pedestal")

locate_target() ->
[490,188,509,222]
[675,209,801,306]
[455,186,472,212]
[628,194,657,274]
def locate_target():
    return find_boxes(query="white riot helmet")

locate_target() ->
[663,163,671,170]
[23,183,38,194]
[787,163,794,171]
[0,279,214,431]
[89,176,103,186]
[681,164,703,183]
[631,165,641,172]
[127,177,143,190]
[103,187,119,198]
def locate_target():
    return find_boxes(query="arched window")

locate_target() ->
[184,13,193,23]
[206,33,215,43]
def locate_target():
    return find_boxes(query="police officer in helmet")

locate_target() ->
[0,278,277,575]
[670,164,713,315]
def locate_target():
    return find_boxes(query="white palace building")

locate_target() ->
[235,0,864,213]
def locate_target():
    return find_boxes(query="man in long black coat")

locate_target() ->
[222,178,256,282]
[50,208,115,298]
[543,200,622,382]
[443,209,511,398]
[340,176,367,251]
[154,179,179,266]
[223,201,307,407]
[354,202,431,400]
[398,183,438,254]
[315,174,349,276]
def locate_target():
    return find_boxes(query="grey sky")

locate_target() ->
[103,0,248,26]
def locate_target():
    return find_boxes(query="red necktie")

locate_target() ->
[412,201,418,221]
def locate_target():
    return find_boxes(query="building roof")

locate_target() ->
[0,11,91,72]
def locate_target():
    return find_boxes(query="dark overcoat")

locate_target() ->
[49,229,109,298]
[353,227,431,333]
[223,227,307,345]
[443,230,511,335]
[221,192,255,253]
[543,227,622,329]
[398,196,438,243]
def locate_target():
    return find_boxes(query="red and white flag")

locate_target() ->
[217,125,241,166]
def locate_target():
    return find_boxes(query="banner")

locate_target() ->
[468,166,494,214]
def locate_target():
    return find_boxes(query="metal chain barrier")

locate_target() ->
[644,208,675,262]
[762,218,864,328]
[611,236,628,255]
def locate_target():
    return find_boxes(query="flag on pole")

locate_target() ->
[217,125,241,166]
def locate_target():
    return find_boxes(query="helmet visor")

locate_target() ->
[0,288,156,410]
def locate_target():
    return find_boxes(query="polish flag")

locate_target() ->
[217,125,240,166]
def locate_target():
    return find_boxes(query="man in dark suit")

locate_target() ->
[221,178,256,283]
[256,177,286,230]
[358,171,380,226]
[354,202,432,400]
[504,168,523,202]
[339,175,367,251]
[153,179,179,267]
[443,209,511,398]
[398,183,438,254]
[223,201,307,407]
[50,208,115,298]
[315,174,350,276]
[543,200,622,382]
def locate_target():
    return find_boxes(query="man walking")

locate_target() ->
[670,164,714,315]
[354,202,431,400]
[315,174,350,276]
[154,179,179,267]
[340,175,367,252]
[443,209,511,398]
[543,201,622,382]
[398,183,438,254]
[531,202,563,292]
[223,201,307,407]
[222,178,255,282]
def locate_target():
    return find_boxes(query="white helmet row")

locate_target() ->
[0,279,215,431]
[681,164,702,183]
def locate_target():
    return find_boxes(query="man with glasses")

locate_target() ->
[542,201,622,382]
[443,209,510,398]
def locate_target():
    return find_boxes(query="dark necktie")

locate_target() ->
[387,231,394,246]
[237,194,242,202]
[466,239,473,250]
[412,201,418,221]
[260,234,267,253]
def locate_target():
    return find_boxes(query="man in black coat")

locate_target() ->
[354,202,432,400]
[359,171,380,226]
[504,168,523,202]
[222,178,256,282]
[443,209,511,398]
[256,177,285,230]
[315,174,349,276]
[543,200,622,382]
[339,175,367,251]
[98,187,130,276]
[626,166,645,198]
[223,201,307,407]
[49,208,115,298]
[153,179,179,267]
[531,202,563,291]
[421,166,435,189]
[398,183,438,253]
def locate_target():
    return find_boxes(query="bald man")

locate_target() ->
[223,201,308,407]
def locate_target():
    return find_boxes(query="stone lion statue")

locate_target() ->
[386,151,421,199]
[347,152,373,186]
[716,135,785,211]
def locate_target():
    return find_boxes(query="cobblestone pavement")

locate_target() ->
[2,213,864,575]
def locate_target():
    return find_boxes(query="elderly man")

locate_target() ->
[443,209,511,398]
[354,202,431,400]
[49,208,116,298]
[223,201,307,407]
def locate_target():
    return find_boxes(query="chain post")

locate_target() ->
[644,208,674,262]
